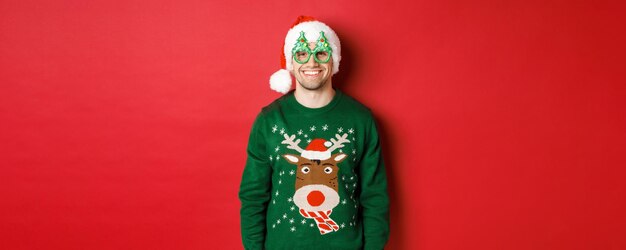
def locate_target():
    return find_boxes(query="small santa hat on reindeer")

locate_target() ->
[282,133,351,163]
[269,16,342,94]
[301,139,334,160]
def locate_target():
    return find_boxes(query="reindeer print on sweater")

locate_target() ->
[239,90,390,249]
[267,124,360,235]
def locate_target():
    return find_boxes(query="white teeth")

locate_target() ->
[303,71,321,75]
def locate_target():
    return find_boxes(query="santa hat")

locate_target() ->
[269,16,342,94]
[301,138,333,160]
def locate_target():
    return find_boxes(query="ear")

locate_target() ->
[332,153,347,163]
[283,154,301,164]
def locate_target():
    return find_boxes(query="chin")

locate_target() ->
[303,84,324,91]
[299,79,330,91]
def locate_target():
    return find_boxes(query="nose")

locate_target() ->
[304,54,319,67]
[307,190,325,207]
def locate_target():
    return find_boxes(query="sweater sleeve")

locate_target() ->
[359,115,390,250]
[239,112,272,250]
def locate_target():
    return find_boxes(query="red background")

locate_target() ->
[1,0,625,249]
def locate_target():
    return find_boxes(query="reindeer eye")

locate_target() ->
[301,166,310,174]
[324,167,333,174]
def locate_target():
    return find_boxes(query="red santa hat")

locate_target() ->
[269,16,342,94]
[301,138,334,160]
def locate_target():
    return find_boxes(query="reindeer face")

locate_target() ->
[283,153,347,211]
[283,153,347,191]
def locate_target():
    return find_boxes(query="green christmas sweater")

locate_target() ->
[239,89,389,250]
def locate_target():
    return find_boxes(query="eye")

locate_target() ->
[301,166,310,174]
[324,167,333,174]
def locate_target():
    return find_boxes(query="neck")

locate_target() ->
[294,82,335,109]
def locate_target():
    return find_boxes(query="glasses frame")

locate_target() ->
[291,31,333,64]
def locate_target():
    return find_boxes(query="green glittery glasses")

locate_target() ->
[291,31,333,64]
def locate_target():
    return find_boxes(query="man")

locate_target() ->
[239,16,389,250]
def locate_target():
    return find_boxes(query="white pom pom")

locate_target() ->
[270,69,292,94]
[324,141,333,147]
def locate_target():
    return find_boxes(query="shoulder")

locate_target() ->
[259,91,292,116]
[248,96,284,135]
[337,90,375,119]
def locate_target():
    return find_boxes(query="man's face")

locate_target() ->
[292,42,333,91]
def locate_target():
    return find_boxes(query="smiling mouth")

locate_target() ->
[301,70,323,78]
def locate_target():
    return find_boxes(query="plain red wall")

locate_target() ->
[1,0,625,249]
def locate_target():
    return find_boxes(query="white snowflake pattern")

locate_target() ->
[287,197,293,203]
[310,125,316,132]
[322,124,328,131]
[272,125,278,133]
[290,206,295,211]
[341,199,347,205]
[342,175,345,180]
[348,128,354,134]
[275,146,280,152]
[289,170,295,175]
[304,134,308,138]
[278,179,282,185]
[306,139,312,143]
[272,200,276,204]
[297,129,303,135]
[269,155,273,161]
[275,190,279,196]
[310,223,314,227]
[301,219,307,224]
[277,219,281,224]
[338,127,344,133]
[280,171,284,176]
[341,223,346,228]
[282,213,287,219]
[290,226,296,232]
[279,128,285,135]
[289,218,294,224]
[272,224,276,228]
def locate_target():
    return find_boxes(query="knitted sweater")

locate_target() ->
[239,89,389,250]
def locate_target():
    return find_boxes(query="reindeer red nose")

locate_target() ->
[307,190,325,206]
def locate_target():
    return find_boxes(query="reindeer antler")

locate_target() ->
[327,133,350,153]
[281,134,304,153]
